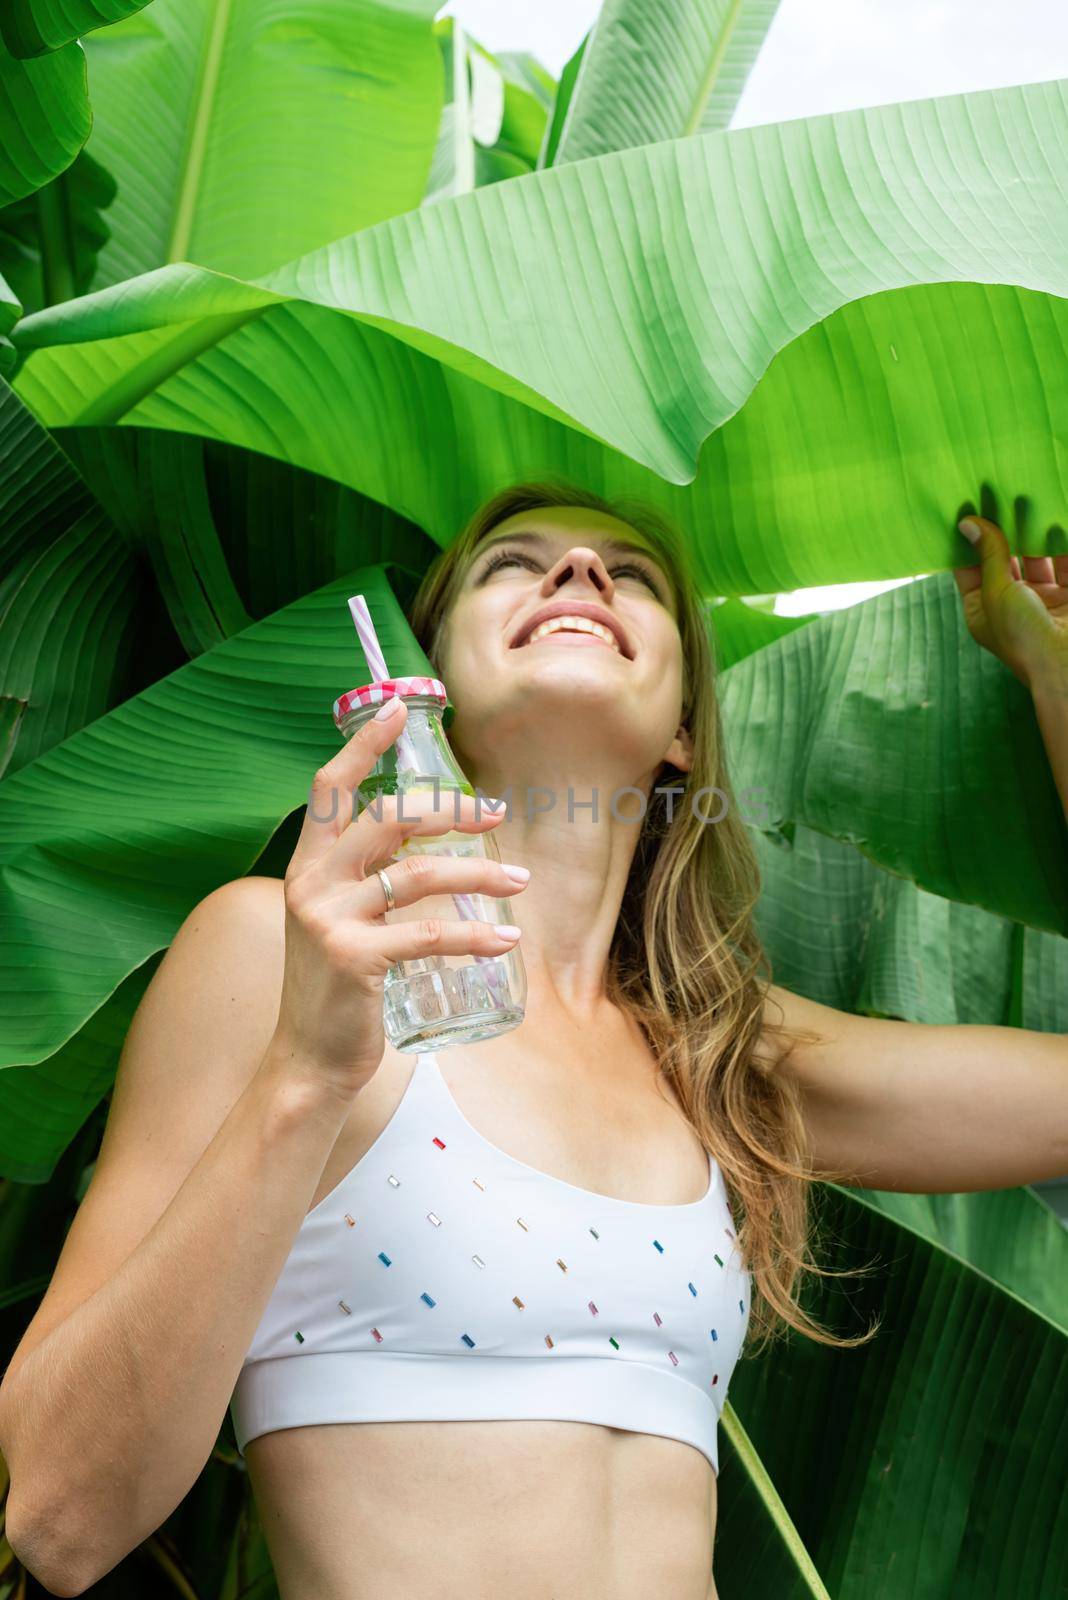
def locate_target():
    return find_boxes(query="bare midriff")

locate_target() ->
[246,1420,718,1599]
[242,1023,728,1598]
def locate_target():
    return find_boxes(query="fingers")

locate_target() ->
[954,517,985,594]
[357,914,523,975]
[1022,554,1058,586]
[958,516,1068,594]
[344,850,527,921]
[958,516,1016,596]
[318,788,507,886]
[288,697,409,875]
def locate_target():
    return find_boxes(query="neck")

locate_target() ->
[462,742,675,1022]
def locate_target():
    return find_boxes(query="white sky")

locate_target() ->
[441,0,1068,113]
[440,0,1067,610]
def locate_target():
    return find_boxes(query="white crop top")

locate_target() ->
[229,1053,751,1474]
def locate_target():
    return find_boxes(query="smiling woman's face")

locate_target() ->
[436,504,694,785]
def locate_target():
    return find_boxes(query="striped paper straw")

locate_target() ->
[347,595,389,681]
[347,594,508,1010]
[347,593,420,774]
[452,892,510,1004]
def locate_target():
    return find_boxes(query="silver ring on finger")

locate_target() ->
[376,867,396,913]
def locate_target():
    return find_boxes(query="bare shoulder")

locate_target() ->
[184,871,285,944]
[0,876,290,1397]
[142,873,287,1054]
[118,871,288,1086]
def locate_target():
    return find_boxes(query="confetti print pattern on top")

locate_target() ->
[231,1054,751,1475]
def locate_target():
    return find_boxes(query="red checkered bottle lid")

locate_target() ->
[333,675,447,728]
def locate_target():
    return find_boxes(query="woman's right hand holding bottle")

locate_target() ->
[269,696,525,1101]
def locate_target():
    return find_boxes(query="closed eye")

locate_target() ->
[611,562,662,593]
[477,547,664,597]
[477,550,535,578]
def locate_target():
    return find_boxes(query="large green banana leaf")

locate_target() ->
[424,20,548,203]
[467,38,551,183]
[753,819,1068,1307]
[1,390,441,777]
[11,79,1068,594]
[0,148,116,319]
[1,0,149,57]
[742,805,1068,1591]
[2,4,1068,1595]
[717,1400,834,1598]
[865,1181,1068,1336]
[756,819,1044,1029]
[709,594,810,668]
[0,563,436,1078]
[53,422,439,625]
[720,572,1068,935]
[549,0,781,163]
[120,427,253,657]
[0,272,18,332]
[0,412,447,1176]
[0,968,152,1184]
[0,31,90,205]
[495,50,556,113]
[425,19,501,202]
[0,376,279,776]
[0,270,20,373]
[538,31,587,167]
[78,0,445,287]
[0,378,149,776]
[717,1182,1068,1598]
[750,820,1068,1030]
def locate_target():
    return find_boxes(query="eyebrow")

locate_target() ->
[476,528,672,599]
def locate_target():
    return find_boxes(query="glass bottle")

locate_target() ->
[333,675,527,1052]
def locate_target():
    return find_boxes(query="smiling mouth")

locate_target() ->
[518,617,625,653]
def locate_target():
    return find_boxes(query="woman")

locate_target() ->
[1,481,1066,1600]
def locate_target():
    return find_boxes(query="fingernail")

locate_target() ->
[375,695,402,720]
[502,864,531,884]
[494,924,522,939]
[958,518,981,543]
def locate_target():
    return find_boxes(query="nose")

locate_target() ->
[541,545,614,598]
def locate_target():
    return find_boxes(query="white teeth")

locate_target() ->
[524,615,621,650]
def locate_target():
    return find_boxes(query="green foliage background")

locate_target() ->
[1,1,1067,1594]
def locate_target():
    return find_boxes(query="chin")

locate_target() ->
[510,653,629,690]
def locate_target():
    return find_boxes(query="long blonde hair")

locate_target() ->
[408,478,881,1357]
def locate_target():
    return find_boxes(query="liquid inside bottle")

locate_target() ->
[334,681,526,1053]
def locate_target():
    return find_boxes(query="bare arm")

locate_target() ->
[0,699,519,1597]
[777,516,1068,1190]
[764,982,1068,1193]
[0,878,354,1596]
